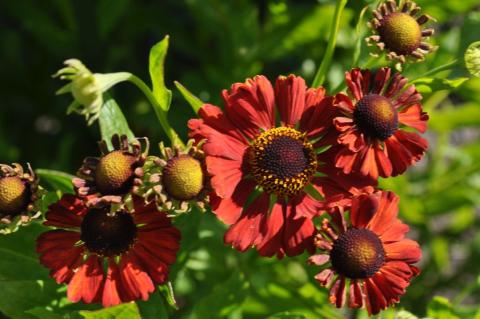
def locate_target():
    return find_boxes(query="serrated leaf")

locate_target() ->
[465,41,480,77]
[174,81,203,113]
[79,303,141,319]
[149,36,172,112]
[36,169,75,193]
[98,95,135,150]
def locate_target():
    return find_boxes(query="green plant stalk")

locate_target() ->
[127,75,184,147]
[312,0,348,88]
[409,59,459,82]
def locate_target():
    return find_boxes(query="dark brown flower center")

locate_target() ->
[163,155,205,200]
[95,150,137,195]
[330,228,385,279]
[249,127,317,197]
[379,12,422,55]
[0,176,30,216]
[80,207,137,256]
[353,94,398,140]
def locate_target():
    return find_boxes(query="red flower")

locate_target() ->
[334,68,429,179]
[189,75,375,258]
[36,194,180,307]
[309,191,421,315]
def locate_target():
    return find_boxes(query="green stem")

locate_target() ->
[127,75,184,147]
[311,0,348,88]
[409,59,459,82]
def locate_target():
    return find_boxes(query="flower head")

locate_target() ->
[334,67,429,179]
[189,75,376,258]
[0,163,41,233]
[366,0,436,64]
[36,194,180,307]
[136,140,209,214]
[308,191,421,315]
[74,134,148,205]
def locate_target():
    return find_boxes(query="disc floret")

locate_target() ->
[249,127,317,197]
[0,163,41,232]
[136,140,209,214]
[366,0,436,63]
[74,134,148,205]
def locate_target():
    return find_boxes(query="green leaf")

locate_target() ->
[465,41,480,77]
[412,77,469,94]
[26,307,66,319]
[36,169,75,193]
[137,290,169,319]
[158,282,178,310]
[0,280,61,319]
[149,36,172,112]
[174,81,203,114]
[98,95,135,149]
[267,312,307,319]
[427,296,461,319]
[429,103,480,132]
[191,272,249,318]
[79,303,141,319]
[395,310,420,319]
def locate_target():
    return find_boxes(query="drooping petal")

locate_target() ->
[206,156,246,198]
[350,193,379,228]
[275,75,307,126]
[223,75,275,138]
[210,179,256,225]
[223,193,268,252]
[118,254,155,301]
[398,103,429,133]
[385,130,428,176]
[384,239,422,263]
[67,254,104,304]
[44,194,87,228]
[345,68,371,101]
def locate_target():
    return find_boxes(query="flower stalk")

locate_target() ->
[312,0,348,88]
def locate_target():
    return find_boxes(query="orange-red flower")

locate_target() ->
[189,75,375,258]
[334,67,429,179]
[36,194,180,307]
[308,191,421,315]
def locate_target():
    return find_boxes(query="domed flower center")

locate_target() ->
[95,150,137,194]
[379,12,422,55]
[353,94,399,140]
[81,207,137,256]
[330,228,385,279]
[0,176,30,215]
[163,155,205,200]
[249,127,317,197]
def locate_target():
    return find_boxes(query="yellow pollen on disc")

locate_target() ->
[0,177,29,215]
[163,155,204,200]
[95,150,136,194]
[249,127,317,197]
[373,98,395,122]
[380,12,422,55]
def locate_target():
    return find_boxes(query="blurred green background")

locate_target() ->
[0,0,480,318]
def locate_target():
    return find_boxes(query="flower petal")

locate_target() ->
[223,75,275,138]
[275,75,307,126]
[67,254,104,304]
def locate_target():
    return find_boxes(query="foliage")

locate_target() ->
[0,0,479,318]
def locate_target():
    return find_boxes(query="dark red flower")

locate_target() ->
[333,67,429,179]
[308,191,421,315]
[189,75,375,258]
[36,194,180,307]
